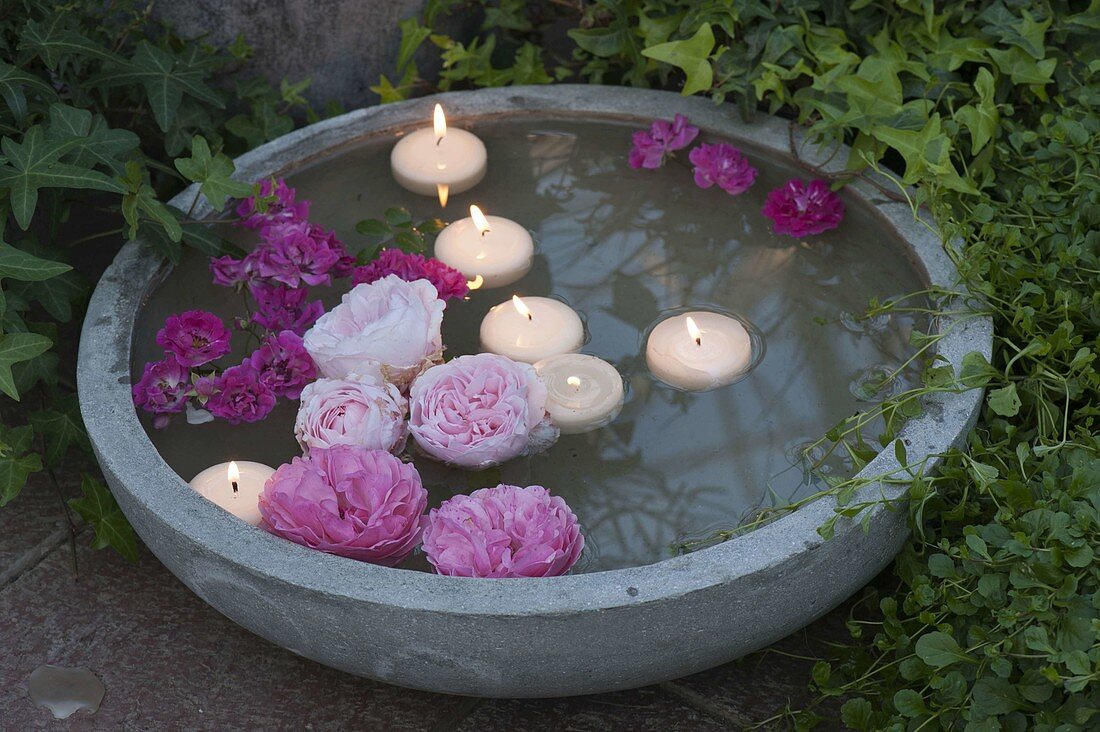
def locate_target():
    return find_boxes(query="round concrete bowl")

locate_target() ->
[77,85,991,698]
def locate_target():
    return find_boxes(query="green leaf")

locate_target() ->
[0,242,71,282]
[987,383,1021,417]
[22,270,87,323]
[893,689,928,718]
[29,396,90,467]
[641,23,715,96]
[0,62,57,121]
[69,474,138,562]
[0,424,42,506]
[396,17,432,71]
[914,631,969,669]
[174,135,251,210]
[0,331,53,400]
[840,698,873,729]
[356,219,391,237]
[987,47,1056,86]
[955,68,999,154]
[0,127,126,229]
[18,15,124,68]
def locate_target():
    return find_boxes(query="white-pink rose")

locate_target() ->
[303,275,444,388]
[409,353,558,469]
[295,369,408,455]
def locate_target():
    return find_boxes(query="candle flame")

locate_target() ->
[686,316,703,346]
[470,205,491,235]
[567,376,582,389]
[433,103,446,142]
[512,295,533,320]
[467,274,484,290]
[436,183,449,208]
[228,461,240,483]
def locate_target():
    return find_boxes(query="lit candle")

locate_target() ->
[480,295,584,364]
[391,104,487,200]
[188,460,276,526]
[434,205,534,288]
[645,311,754,391]
[534,353,625,434]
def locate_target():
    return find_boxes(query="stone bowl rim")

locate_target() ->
[77,84,989,617]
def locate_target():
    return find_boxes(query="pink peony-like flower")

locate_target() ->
[689,143,758,195]
[236,178,310,230]
[210,255,250,287]
[155,310,231,367]
[259,446,427,566]
[248,330,317,399]
[252,221,344,287]
[132,357,191,426]
[422,484,584,578]
[762,179,846,238]
[352,249,469,303]
[629,114,699,170]
[249,282,324,336]
[303,275,444,388]
[295,369,408,455]
[206,363,277,424]
[408,353,557,469]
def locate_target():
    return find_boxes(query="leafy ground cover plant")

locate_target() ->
[389,1,1099,728]
[0,1,331,560]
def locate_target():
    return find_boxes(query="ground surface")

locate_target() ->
[0,466,853,730]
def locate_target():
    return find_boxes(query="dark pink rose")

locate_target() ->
[629,114,699,169]
[248,331,317,399]
[236,178,309,230]
[689,143,758,195]
[132,357,191,426]
[206,363,277,424]
[259,447,427,566]
[252,221,343,287]
[352,249,469,303]
[155,310,232,367]
[422,484,584,578]
[249,282,324,336]
[762,179,846,238]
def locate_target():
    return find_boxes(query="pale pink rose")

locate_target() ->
[303,275,444,389]
[409,353,558,469]
[294,369,408,455]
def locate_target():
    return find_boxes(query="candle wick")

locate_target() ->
[694,337,702,347]
[436,136,443,147]
[231,481,238,494]
[481,228,490,237]
[526,313,533,321]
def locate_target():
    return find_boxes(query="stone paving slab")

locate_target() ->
[0,472,79,588]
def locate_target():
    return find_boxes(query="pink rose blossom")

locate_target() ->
[132,357,191,426]
[762,179,846,238]
[252,221,344,287]
[422,484,584,578]
[210,255,250,287]
[303,275,444,388]
[236,178,309,230]
[259,447,427,566]
[295,370,408,455]
[249,282,324,336]
[629,114,699,170]
[689,143,758,195]
[155,310,231,367]
[248,331,317,399]
[408,353,557,469]
[352,249,469,303]
[206,363,277,424]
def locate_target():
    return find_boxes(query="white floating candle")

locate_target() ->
[391,104,487,198]
[188,460,276,526]
[646,311,754,392]
[480,295,584,364]
[435,205,534,288]
[534,353,625,434]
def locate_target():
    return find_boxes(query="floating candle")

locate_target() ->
[188,460,276,526]
[391,104,487,198]
[434,205,534,288]
[534,353,625,434]
[646,311,754,391]
[480,295,584,364]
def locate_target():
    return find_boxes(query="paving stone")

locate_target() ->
[0,540,467,731]
[0,471,80,588]
[456,687,727,732]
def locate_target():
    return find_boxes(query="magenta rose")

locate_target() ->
[248,330,317,399]
[422,484,584,578]
[689,143,758,195]
[206,363,277,424]
[629,114,699,170]
[132,357,191,427]
[252,221,343,287]
[249,282,324,336]
[408,353,557,469]
[236,178,309,230]
[259,446,427,565]
[762,179,845,238]
[155,310,231,367]
[353,249,469,303]
[294,370,408,455]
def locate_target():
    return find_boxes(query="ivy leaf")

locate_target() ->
[174,135,251,210]
[69,474,138,562]
[29,396,90,467]
[955,68,999,154]
[396,17,432,71]
[22,270,87,323]
[48,104,139,174]
[18,15,123,68]
[987,47,1056,86]
[0,242,71,282]
[641,23,715,96]
[987,383,1022,417]
[914,631,969,669]
[0,331,52,400]
[0,62,57,121]
[0,126,126,229]
[0,446,42,506]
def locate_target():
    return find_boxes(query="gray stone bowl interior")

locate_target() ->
[77,86,991,698]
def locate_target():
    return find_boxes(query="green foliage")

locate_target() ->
[0,1,324,560]
[354,207,446,261]
[70,474,137,563]
[394,0,1100,728]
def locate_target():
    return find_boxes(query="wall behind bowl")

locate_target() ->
[153,0,471,108]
